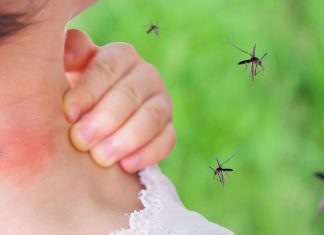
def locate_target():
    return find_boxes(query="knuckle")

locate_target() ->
[142,62,167,96]
[142,62,161,80]
[114,83,140,106]
[144,100,166,130]
[164,94,173,117]
[155,94,172,120]
[93,43,140,81]
[109,42,140,63]
[93,51,118,79]
[116,43,138,57]
[169,126,177,148]
[96,110,118,133]
[84,86,97,107]
[147,146,160,162]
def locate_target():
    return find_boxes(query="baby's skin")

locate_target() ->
[0,31,175,185]
[63,29,175,173]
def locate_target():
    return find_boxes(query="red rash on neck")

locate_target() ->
[0,125,54,185]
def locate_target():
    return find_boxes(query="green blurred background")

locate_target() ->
[68,0,324,234]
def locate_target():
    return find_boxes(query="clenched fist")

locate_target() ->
[63,29,176,173]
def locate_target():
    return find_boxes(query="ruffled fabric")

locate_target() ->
[110,165,234,235]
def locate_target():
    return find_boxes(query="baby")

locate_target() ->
[0,0,234,234]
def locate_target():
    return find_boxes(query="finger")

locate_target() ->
[120,122,176,173]
[89,94,172,167]
[64,29,98,87]
[63,43,140,122]
[64,29,98,72]
[70,62,164,151]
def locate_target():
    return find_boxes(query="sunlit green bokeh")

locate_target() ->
[68,0,324,234]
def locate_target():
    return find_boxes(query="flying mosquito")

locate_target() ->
[146,21,160,37]
[209,150,238,186]
[226,39,267,81]
[315,172,324,181]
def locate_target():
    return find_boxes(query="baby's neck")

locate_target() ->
[0,96,143,234]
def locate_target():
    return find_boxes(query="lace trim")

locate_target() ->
[110,165,175,235]
[110,165,235,235]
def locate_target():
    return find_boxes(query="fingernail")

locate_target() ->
[71,124,94,151]
[92,141,117,167]
[122,154,141,172]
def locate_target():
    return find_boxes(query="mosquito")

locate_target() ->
[209,150,238,186]
[226,39,267,81]
[146,21,160,37]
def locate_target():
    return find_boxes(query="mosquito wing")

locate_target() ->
[154,28,160,37]
[251,43,256,57]
[251,44,256,81]
[250,62,255,81]
[260,53,267,60]
[216,159,222,168]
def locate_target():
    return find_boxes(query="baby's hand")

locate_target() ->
[63,30,175,173]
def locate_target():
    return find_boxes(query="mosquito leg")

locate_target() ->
[255,69,261,75]
[256,65,265,75]
[222,149,239,165]
[209,166,216,180]
[254,64,258,76]
[225,39,252,56]
[217,172,222,183]
[209,166,215,171]
[154,29,160,37]
[221,172,225,187]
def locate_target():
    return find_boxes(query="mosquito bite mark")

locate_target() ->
[0,127,54,186]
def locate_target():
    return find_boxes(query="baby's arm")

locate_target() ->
[63,29,175,173]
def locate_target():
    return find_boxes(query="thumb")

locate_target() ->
[64,29,98,86]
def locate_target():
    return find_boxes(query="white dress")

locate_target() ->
[110,166,235,235]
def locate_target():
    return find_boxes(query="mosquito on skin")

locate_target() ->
[226,39,267,81]
[209,149,239,186]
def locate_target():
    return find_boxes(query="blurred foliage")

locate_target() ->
[68,0,324,234]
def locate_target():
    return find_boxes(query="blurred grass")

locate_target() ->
[68,0,324,234]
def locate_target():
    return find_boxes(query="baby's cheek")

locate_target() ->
[0,127,54,185]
